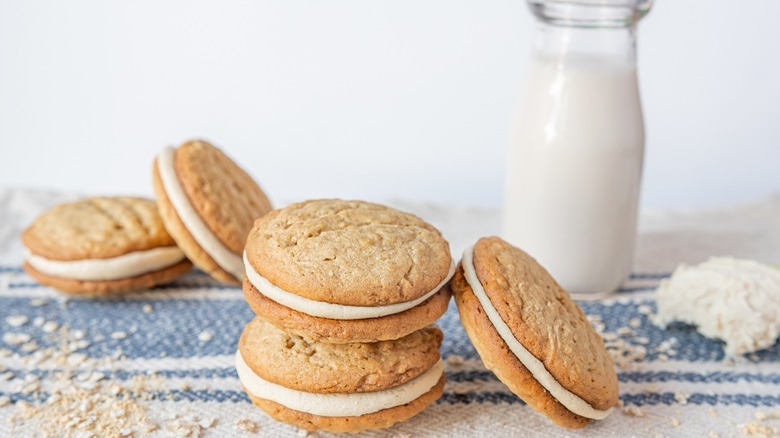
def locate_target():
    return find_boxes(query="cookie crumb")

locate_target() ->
[165,417,201,437]
[604,337,648,369]
[637,304,653,314]
[110,331,127,340]
[142,304,153,314]
[199,417,217,429]
[674,391,689,405]
[617,327,634,337]
[656,338,678,354]
[756,411,780,421]
[3,333,31,345]
[671,417,681,427]
[235,419,259,433]
[740,422,779,437]
[67,353,88,367]
[30,298,49,307]
[708,407,719,417]
[21,341,39,353]
[6,315,29,327]
[0,396,10,407]
[445,355,465,367]
[708,431,719,438]
[42,321,59,333]
[622,406,646,417]
[628,317,642,328]
[198,330,214,342]
[738,410,780,437]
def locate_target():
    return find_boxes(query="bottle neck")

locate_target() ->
[532,23,637,67]
[528,0,652,28]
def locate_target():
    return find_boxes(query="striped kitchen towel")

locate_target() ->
[1,188,779,437]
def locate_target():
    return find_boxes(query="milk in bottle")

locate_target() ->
[503,0,653,294]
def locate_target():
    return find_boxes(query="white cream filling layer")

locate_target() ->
[461,246,612,420]
[244,251,455,320]
[25,247,185,281]
[236,350,443,417]
[156,146,244,281]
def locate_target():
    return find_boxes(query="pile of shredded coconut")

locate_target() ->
[654,257,780,356]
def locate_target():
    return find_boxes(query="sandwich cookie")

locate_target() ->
[153,140,273,284]
[451,237,619,429]
[243,199,454,343]
[236,317,445,433]
[22,197,192,295]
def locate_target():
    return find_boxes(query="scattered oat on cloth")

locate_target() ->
[1,188,779,437]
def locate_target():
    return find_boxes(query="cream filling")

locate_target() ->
[236,350,443,417]
[244,251,455,320]
[461,246,612,420]
[156,146,244,281]
[25,247,185,281]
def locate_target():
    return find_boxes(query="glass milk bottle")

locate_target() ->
[504,0,653,294]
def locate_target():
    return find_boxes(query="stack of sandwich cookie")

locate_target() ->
[237,199,454,432]
[236,317,445,432]
[451,236,619,429]
[242,199,454,343]
[22,197,192,295]
[153,140,273,284]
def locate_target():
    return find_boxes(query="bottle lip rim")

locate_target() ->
[527,0,653,28]
[527,0,653,7]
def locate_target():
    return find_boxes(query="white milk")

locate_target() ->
[503,56,644,294]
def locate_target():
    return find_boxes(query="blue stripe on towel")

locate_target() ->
[2,269,778,364]
[621,392,780,407]
[1,389,778,407]
[440,392,780,407]
[618,371,780,385]
[3,367,779,387]
[2,297,778,363]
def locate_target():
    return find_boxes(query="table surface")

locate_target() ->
[1,188,779,437]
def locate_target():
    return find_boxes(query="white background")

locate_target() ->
[1,0,778,209]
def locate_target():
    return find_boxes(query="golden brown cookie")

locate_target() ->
[22,197,192,295]
[451,236,619,429]
[23,259,192,297]
[244,199,452,306]
[237,316,445,433]
[152,140,272,284]
[243,276,452,343]
[238,316,442,393]
[246,376,445,433]
[22,196,175,260]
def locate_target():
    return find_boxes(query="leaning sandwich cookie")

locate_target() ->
[152,140,273,284]
[242,199,455,343]
[451,236,619,429]
[236,316,445,433]
[22,196,192,295]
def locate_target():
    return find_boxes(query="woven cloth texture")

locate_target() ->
[1,188,779,437]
